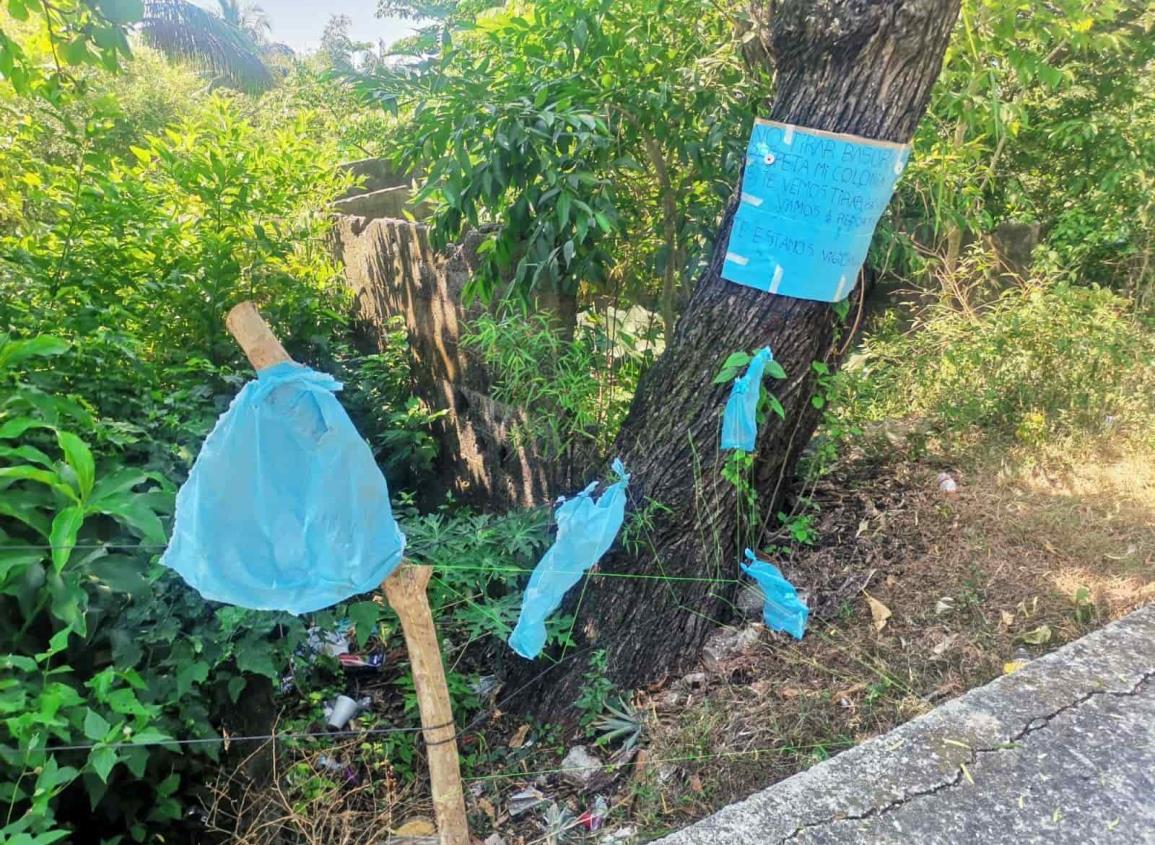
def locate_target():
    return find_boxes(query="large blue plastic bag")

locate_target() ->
[162,362,405,615]
[741,548,808,639]
[721,347,774,452]
[508,459,630,659]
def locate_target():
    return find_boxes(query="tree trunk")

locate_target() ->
[520,0,961,719]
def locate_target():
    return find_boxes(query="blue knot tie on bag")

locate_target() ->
[740,548,808,639]
[508,459,630,659]
[162,360,406,615]
[721,346,774,452]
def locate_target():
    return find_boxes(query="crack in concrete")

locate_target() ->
[777,670,1155,844]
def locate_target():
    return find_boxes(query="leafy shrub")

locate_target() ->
[463,309,654,457]
[836,283,1155,444]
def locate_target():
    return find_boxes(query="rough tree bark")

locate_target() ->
[519,0,962,718]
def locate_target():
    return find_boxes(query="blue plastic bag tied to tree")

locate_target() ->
[721,347,774,452]
[162,362,406,615]
[508,459,630,659]
[741,548,808,639]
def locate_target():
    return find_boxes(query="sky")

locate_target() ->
[196,0,420,53]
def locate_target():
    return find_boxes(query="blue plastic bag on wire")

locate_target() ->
[162,362,405,615]
[721,347,774,452]
[508,459,630,659]
[741,548,808,639]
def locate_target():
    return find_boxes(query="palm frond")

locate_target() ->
[140,0,273,93]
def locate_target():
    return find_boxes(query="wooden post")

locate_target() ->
[382,564,470,845]
[224,301,292,370]
[225,302,470,845]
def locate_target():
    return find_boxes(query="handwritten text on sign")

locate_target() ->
[721,119,910,303]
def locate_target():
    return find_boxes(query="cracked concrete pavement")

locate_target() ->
[653,605,1155,845]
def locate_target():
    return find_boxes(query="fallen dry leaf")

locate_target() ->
[1000,610,1015,628]
[885,574,898,588]
[1020,624,1052,645]
[865,593,892,631]
[392,817,436,836]
[508,724,530,749]
[689,773,704,793]
[932,634,957,656]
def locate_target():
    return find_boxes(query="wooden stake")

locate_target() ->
[382,565,470,845]
[225,302,470,845]
[225,301,292,370]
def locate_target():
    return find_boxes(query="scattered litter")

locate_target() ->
[338,651,384,671]
[324,694,369,730]
[1003,646,1034,674]
[579,796,609,831]
[509,459,630,659]
[865,592,892,631]
[315,755,359,785]
[307,624,351,659]
[483,834,507,845]
[736,583,765,619]
[937,471,958,494]
[721,347,775,452]
[1000,610,1016,628]
[935,596,955,615]
[702,624,763,670]
[471,674,501,698]
[541,802,576,841]
[561,745,604,786]
[599,825,637,844]
[508,787,547,817]
[740,549,808,639]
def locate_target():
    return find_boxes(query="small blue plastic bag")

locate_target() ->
[721,347,774,452]
[741,548,808,639]
[162,362,405,615]
[508,459,630,659]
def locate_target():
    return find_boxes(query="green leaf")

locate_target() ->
[227,675,247,703]
[50,506,85,572]
[234,645,277,680]
[348,600,381,649]
[176,661,209,697]
[88,746,117,783]
[83,708,112,742]
[766,360,787,380]
[96,0,144,24]
[0,416,46,439]
[767,394,786,420]
[712,367,738,385]
[0,443,55,466]
[129,728,174,746]
[89,468,150,506]
[94,496,166,545]
[56,431,95,500]
[0,335,68,368]
[720,351,752,371]
[0,548,44,586]
[89,555,149,596]
[0,498,51,537]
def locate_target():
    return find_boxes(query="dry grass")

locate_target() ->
[624,437,1155,835]
[202,729,427,845]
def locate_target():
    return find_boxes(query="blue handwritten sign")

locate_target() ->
[721,119,910,302]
